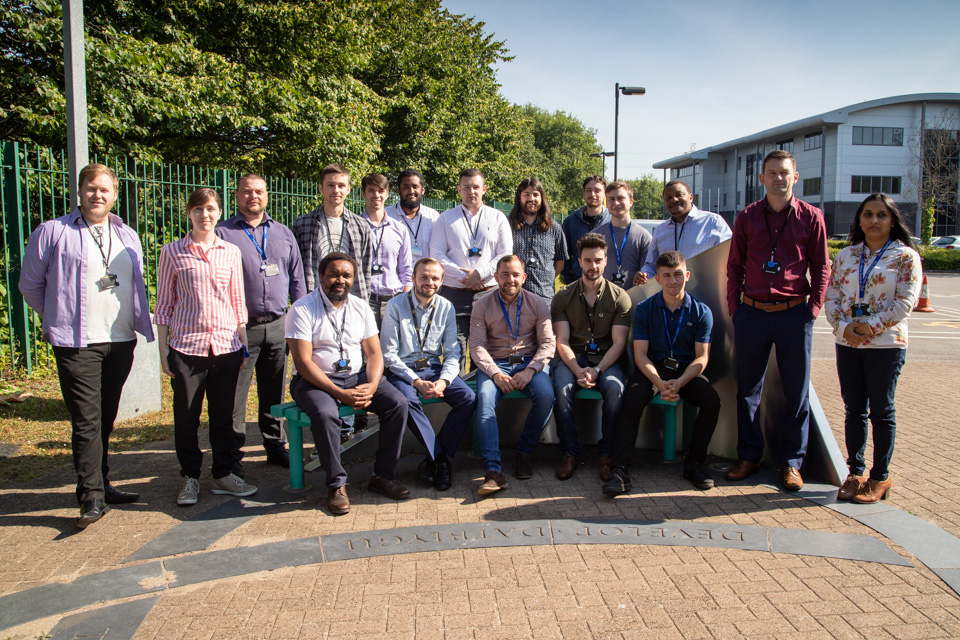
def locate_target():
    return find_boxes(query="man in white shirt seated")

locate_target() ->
[285,252,410,515]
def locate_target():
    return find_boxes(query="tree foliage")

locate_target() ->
[905,108,959,237]
[625,174,665,219]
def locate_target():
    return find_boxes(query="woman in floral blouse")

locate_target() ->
[825,193,921,503]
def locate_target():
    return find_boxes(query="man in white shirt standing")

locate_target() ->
[637,180,732,284]
[386,169,440,260]
[430,168,513,370]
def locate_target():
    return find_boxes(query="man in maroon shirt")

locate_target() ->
[725,150,829,492]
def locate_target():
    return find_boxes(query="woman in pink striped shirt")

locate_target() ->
[155,188,258,506]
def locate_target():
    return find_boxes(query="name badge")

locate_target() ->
[413,357,430,371]
[468,247,482,257]
[526,256,538,267]
[851,303,870,318]
[412,246,423,257]
[508,354,524,365]
[98,274,119,290]
[372,264,384,275]
[612,271,626,285]
[335,358,350,373]
[663,356,680,372]
[762,260,781,274]
[585,342,600,356]
[262,261,280,277]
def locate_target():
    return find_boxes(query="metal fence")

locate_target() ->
[0,140,512,375]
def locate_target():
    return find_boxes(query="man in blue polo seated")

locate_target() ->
[380,257,477,492]
[285,251,410,515]
[603,251,720,495]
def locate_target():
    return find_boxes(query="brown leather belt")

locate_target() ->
[741,295,806,313]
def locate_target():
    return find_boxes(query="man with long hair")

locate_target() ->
[508,177,569,300]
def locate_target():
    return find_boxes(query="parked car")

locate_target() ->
[931,235,960,250]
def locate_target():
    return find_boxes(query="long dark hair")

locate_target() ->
[508,177,553,232]
[849,192,918,251]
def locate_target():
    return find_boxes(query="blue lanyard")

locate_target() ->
[858,239,893,300]
[661,306,685,358]
[243,223,268,263]
[608,224,629,270]
[498,291,523,348]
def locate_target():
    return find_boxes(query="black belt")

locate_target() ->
[370,292,400,302]
[248,313,283,325]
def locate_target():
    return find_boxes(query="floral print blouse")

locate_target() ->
[824,240,921,349]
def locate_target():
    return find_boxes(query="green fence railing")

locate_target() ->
[0,141,512,375]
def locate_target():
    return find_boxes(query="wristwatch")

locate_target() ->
[593,365,603,376]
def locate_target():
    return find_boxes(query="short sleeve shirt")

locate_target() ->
[285,289,377,376]
[551,278,633,363]
[633,291,713,363]
[512,221,569,299]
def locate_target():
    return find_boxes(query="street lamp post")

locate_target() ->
[614,83,645,180]
[589,151,615,179]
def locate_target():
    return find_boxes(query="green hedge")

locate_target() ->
[827,240,960,271]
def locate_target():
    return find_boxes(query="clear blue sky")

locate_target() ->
[442,0,960,181]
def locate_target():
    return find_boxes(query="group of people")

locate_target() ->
[19,148,921,526]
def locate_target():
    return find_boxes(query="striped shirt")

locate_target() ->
[155,234,247,356]
[292,206,372,299]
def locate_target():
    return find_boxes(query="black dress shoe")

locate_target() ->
[77,500,111,529]
[265,448,290,468]
[434,454,452,491]
[104,484,139,504]
[418,456,436,485]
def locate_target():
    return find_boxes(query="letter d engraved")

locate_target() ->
[721,531,745,542]
[347,538,372,550]
[521,527,544,537]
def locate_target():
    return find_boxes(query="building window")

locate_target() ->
[804,131,822,151]
[673,165,694,178]
[723,159,728,173]
[852,126,904,146]
[737,191,742,206]
[776,138,794,153]
[737,156,742,170]
[723,193,728,207]
[851,175,902,194]
[803,177,821,196]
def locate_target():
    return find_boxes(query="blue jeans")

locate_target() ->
[551,360,625,457]
[475,357,555,472]
[836,345,905,481]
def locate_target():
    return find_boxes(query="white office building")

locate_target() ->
[652,93,960,236]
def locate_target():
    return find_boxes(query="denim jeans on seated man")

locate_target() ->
[551,354,625,458]
[475,356,555,473]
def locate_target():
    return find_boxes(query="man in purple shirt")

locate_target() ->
[725,150,830,492]
[361,173,413,327]
[216,174,306,469]
[19,164,155,529]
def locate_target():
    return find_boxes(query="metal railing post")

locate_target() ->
[2,142,32,373]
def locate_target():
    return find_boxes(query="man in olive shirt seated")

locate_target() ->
[470,255,556,495]
[551,233,632,482]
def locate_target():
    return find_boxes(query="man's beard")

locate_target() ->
[327,287,349,302]
[401,196,422,210]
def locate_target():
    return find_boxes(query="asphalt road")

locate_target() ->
[812,271,960,362]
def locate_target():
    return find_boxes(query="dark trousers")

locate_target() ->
[53,340,136,505]
[836,345,905,481]
[168,348,244,480]
[612,366,720,470]
[290,371,408,488]
[733,303,813,469]
[386,364,476,459]
[232,316,286,453]
[439,285,490,374]
[368,292,399,329]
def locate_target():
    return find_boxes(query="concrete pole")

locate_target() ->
[63,0,89,208]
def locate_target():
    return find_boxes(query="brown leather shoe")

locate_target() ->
[556,454,578,480]
[782,467,803,492]
[515,452,533,480]
[599,456,613,482]
[478,470,508,496]
[367,475,410,500]
[837,474,865,500]
[852,476,892,503]
[326,486,350,515]
[725,460,760,481]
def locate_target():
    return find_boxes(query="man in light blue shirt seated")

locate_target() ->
[637,180,732,284]
[381,257,477,491]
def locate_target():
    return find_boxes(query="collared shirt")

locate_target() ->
[640,206,733,277]
[19,208,155,348]
[551,278,633,364]
[633,291,713,363]
[362,212,413,295]
[430,204,513,288]
[469,288,555,377]
[380,291,460,383]
[155,234,247,356]
[386,202,440,259]
[292,206,372,299]
[511,219,569,300]
[83,219,136,343]
[824,241,921,349]
[285,289,377,376]
[726,195,830,317]
[597,220,651,287]
[561,206,610,284]
[216,213,306,318]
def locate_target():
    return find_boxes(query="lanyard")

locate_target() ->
[523,223,537,263]
[368,214,386,263]
[858,239,893,301]
[673,219,685,251]
[661,306,686,358]
[401,211,423,245]
[762,206,793,261]
[461,206,483,248]
[407,292,438,355]
[81,217,113,272]
[498,291,523,350]
[320,214,345,254]
[580,289,599,342]
[608,224,629,270]
[320,295,348,361]
[242,223,268,263]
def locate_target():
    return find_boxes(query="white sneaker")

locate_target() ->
[177,477,200,506]
[211,473,258,497]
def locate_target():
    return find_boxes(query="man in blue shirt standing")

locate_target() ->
[380,258,477,491]
[603,251,721,495]
[561,175,610,284]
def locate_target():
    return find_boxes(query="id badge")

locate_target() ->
[508,354,524,365]
[412,246,423,257]
[98,274,119,290]
[372,264,384,275]
[585,342,600,356]
[413,357,430,371]
[612,271,626,285]
[663,356,680,372]
[762,260,781,274]
[851,303,870,318]
[526,256,538,268]
[335,358,350,373]
[263,261,280,277]
[468,246,482,257]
